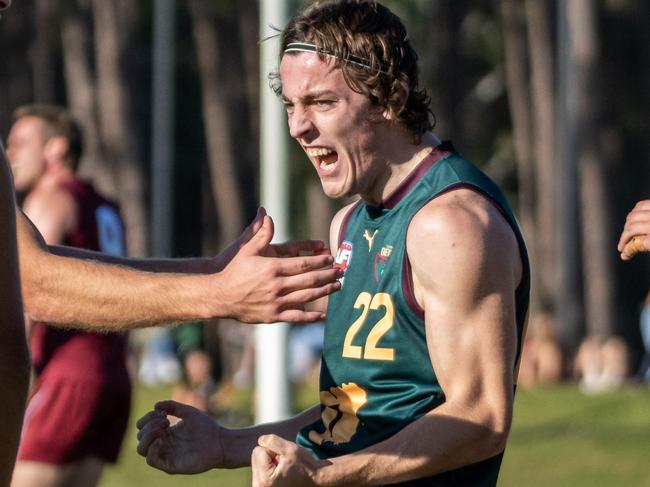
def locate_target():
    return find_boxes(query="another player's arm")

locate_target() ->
[22,186,77,246]
[17,207,341,330]
[136,400,321,474]
[285,190,522,485]
[618,199,650,260]
[0,145,30,486]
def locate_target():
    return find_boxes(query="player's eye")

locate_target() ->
[314,99,334,108]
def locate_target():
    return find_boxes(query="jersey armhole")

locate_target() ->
[336,200,363,247]
[402,182,528,319]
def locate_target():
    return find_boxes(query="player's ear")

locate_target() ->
[383,80,409,121]
[44,136,69,166]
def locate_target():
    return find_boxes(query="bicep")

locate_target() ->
[408,195,520,406]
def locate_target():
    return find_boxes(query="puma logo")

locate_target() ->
[363,229,378,252]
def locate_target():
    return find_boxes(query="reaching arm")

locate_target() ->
[17,207,342,330]
[251,189,522,486]
[0,144,30,486]
[136,400,321,474]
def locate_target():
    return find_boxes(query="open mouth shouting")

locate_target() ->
[305,147,339,173]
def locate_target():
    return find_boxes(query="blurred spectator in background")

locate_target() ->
[574,335,629,394]
[289,322,324,386]
[171,322,218,415]
[7,105,131,487]
[517,312,562,388]
[137,328,182,387]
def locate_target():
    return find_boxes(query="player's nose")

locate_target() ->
[288,105,314,140]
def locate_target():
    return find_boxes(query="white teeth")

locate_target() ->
[320,160,336,171]
[305,147,333,157]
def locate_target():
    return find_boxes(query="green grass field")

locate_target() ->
[101,384,650,487]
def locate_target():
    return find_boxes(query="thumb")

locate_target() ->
[257,434,290,455]
[240,215,274,256]
[155,400,199,418]
[236,207,267,247]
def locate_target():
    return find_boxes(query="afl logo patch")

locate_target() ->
[334,241,353,286]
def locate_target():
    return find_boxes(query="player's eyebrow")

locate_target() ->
[282,90,339,104]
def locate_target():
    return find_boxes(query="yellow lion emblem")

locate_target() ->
[308,382,368,445]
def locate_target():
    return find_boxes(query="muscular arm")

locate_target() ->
[22,185,77,246]
[311,190,522,485]
[0,144,30,485]
[17,207,341,330]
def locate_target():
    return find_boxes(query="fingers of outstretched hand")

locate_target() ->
[277,309,327,323]
[136,416,168,441]
[271,240,327,257]
[244,208,267,242]
[136,409,167,430]
[275,254,335,276]
[241,215,275,255]
[618,204,650,251]
[145,438,172,472]
[251,445,278,487]
[279,274,341,302]
[621,235,649,261]
[279,268,342,294]
[155,400,197,418]
[136,420,169,457]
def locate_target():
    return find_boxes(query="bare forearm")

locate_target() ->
[20,249,217,330]
[223,406,321,469]
[319,403,507,486]
[49,245,219,274]
[17,208,225,329]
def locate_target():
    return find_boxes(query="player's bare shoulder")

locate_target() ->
[407,188,522,288]
[329,199,361,253]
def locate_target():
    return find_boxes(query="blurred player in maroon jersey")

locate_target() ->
[7,105,131,487]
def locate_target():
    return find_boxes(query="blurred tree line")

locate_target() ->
[1,0,648,370]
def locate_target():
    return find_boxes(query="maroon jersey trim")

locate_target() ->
[402,181,515,318]
[337,199,364,247]
[382,142,453,210]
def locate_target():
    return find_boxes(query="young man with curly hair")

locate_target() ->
[137,2,530,486]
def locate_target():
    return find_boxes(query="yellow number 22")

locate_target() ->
[342,292,395,361]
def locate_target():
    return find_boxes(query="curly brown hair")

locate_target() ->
[273,0,434,143]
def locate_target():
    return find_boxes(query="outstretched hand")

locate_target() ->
[136,400,223,475]
[618,200,650,260]
[212,208,341,324]
[213,208,330,269]
[251,435,328,487]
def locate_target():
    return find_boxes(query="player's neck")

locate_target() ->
[31,166,75,195]
[363,131,440,206]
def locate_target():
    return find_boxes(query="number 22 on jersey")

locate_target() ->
[342,292,395,361]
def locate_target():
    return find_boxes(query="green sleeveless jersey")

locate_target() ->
[296,143,530,486]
